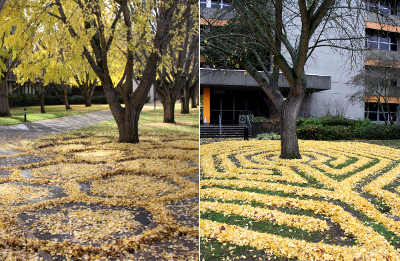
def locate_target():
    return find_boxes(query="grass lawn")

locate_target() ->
[0,104,110,126]
[0,108,198,260]
[201,139,400,260]
[80,106,199,137]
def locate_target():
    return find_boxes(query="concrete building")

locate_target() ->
[200,0,400,125]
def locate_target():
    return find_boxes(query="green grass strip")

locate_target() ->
[313,158,380,181]
[201,210,356,245]
[201,238,297,261]
[325,156,358,169]
[202,197,325,219]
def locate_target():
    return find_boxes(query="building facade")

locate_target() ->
[200,0,400,124]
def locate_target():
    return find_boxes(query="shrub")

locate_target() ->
[91,95,150,105]
[320,116,354,127]
[9,94,40,107]
[45,96,64,105]
[297,116,362,128]
[297,125,357,140]
[297,117,324,127]
[256,132,281,140]
[69,95,85,105]
[297,116,400,140]
[9,94,24,107]
[359,124,400,140]
[92,96,107,104]
[354,118,371,128]
[252,116,272,123]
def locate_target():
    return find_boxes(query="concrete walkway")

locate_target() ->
[0,110,114,143]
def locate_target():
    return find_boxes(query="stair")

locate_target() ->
[200,125,249,140]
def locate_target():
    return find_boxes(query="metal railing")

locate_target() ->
[246,115,253,139]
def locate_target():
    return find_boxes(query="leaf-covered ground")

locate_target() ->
[201,139,400,260]
[0,108,199,260]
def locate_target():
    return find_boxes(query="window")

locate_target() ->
[366,0,398,15]
[211,0,219,8]
[375,79,398,88]
[366,29,398,51]
[365,102,399,121]
[220,0,232,8]
[200,0,207,8]
[208,0,232,9]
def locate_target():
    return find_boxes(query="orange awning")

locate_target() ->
[365,59,400,68]
[365,96,400,104]
[200,18,228,26]
[365,21,400,33]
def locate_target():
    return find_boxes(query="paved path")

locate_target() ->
[0,110,114,143]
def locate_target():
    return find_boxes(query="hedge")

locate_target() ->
[69,95,85,104]
[9,94,108,107]
[296,116,400,140]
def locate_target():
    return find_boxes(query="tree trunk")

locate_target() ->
[191,94,197,108]
[84,90,92,107]
[62,83,71,110]
[191,84,198,109]
[181,86,190,114]
[116,102,141,143]
[0,0,5,14]
[81,83,95,107]
[40,86,46,113]
[162,95,176,123]
[155,80,180,123]
[100,52,159,144]
[280,94,304,159]
[0,79,11,117]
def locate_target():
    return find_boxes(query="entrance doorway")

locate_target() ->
[209,88,270,124]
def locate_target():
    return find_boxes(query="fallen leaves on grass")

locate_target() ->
[201,140,400,260]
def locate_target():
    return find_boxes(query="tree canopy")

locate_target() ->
[0,0,197,143]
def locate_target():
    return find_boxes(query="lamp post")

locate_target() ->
[219,113,222,137]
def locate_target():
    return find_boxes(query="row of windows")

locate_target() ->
[366,0,400,16]
[200,0,232,9]
[201,0,399,14]
[200,0,399,14]
[365,102,399,121]
[366,29,398,51]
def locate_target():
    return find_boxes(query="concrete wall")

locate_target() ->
[200,68,331,91]
[304,11,400,120]
[304,47,365,119]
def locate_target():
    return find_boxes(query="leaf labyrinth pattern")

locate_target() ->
[200,140,400,260]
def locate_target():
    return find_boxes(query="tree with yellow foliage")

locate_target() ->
[14,17,75,111]
[0,0,43,116]
[73,71,99,107]
[155,2,199,123]
[40,0,197,143]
